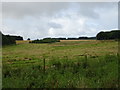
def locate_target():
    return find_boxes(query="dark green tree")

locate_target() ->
[27,38,30,40]
[96,30,120,40]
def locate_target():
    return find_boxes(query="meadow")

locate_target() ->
[2,40,119,88]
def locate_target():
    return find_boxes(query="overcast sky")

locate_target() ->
[1,2,118,40]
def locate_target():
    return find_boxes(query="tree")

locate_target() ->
[30,38,60,43]
[1,32,23,45]
[27,38,30,40]
[96,30,120,40]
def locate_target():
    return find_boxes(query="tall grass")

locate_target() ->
[2,54,118,88]
[2,40,118,88]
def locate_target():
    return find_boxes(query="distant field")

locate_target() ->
[60,40,96,42]
[16,40,96,44]
[2,40,119,88]
[16,40,30,44]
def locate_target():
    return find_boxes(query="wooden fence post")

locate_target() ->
[43,57,45,74]
[84,54,88,69]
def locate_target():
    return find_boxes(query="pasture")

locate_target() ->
[2,40,119,88]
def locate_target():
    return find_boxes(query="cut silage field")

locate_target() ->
[2,40,119,88]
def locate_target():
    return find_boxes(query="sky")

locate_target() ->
[1,2,118,40]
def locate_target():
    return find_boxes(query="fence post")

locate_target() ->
[43,57,45,74]
[84,54,88,69]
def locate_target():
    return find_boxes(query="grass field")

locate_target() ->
[2,40,119,88]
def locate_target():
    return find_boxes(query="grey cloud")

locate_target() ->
[48,22,62,29]
[2,2,70,19]
[3,2,117,19]
[1,2,118,39]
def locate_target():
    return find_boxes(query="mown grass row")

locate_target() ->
[2,54,118,88]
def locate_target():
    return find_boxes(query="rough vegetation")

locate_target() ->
[2,40,119,88]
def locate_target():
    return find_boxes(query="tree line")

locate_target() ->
[27,30,120,43]
[1,30,120,45]
[0,32,23,46]
[30,38,60,43]
[96,30,120,40]
[30,37,97,43]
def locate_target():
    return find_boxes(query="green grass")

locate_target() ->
[2,40,119,88]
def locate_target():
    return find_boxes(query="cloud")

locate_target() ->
[48,22,62,29]
[1,2,118,40]
[2,2,70,19]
